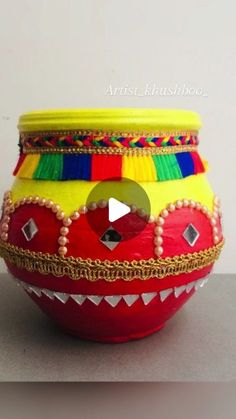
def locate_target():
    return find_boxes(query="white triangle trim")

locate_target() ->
[104,295,122,307]
[29,286,42,297]
[54,292,69,304]
[71,295,87,305]
[123,294,139,307]
[22,282,31,292]
[42,289,55,300]
[141,292,157,305]
[87,295,103,306]
[186,281,196,294]
[160,288,173,302]
[174,285,186,298]
[204,276,209,285]
[195,279,205,290]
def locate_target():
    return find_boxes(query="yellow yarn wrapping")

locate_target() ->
[17,155,40,178]
[122,156,157,181]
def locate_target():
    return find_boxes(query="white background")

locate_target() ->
[0,0,235,272]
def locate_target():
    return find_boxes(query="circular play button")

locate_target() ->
[108,197,131,222]
[86,178,151,247]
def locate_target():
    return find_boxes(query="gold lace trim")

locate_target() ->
[23,144,197,156]
[0,240,224,282]
[20,130,198,138]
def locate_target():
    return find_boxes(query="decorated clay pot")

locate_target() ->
[0,109,224,342]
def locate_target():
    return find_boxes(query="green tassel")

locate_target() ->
[33,154,63,180]
[152,154,183,181]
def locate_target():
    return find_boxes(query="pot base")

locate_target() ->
[61,322,166,343]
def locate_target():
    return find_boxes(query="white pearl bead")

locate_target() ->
[168,203,176,212]
[1,223,9,232]
[137,208,146,218]
[56,211,65,220]
[71,211,80,220]
[20,198,27,205]
[60,227,69,236]
[39,198,46,206]
[189,200,196,208]
[155,226,163,235]
[32,196,40,204]
[63,218,72,227]
[52,204,60,213]
[98,199,107,208]
[176,200,183,209]
[5,198,13,206]
[155,246,163,256]
[58,246,68,256]
[88,202,97,211]
[58,236,68,246]
[156,217,165,226]
[1,232,8,241]
[154,236,163,245]
[130,204,137,213]
[148,215,156,223]
[214,196,220,206]
[161,209,169,218]
[213,226,218,234]
[45,200,53,208]
[79,205,88,214]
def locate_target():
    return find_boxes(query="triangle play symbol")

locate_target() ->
[108,198,130,222]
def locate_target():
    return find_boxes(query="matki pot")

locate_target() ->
[0,109,224,342]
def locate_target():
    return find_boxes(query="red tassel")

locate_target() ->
[190,151,205,174]
[91,155,122,180]
[13,154,26,176]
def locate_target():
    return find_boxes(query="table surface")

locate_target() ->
[0,272,235,381]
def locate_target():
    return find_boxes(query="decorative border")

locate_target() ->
[20,130,199,144]
[22,144,198,156]
[0,239,224,281]
[12,275,209,306]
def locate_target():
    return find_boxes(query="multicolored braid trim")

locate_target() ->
[20,131,199,150]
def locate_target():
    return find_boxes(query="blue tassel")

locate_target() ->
[62,154,92,180]
[175,152,194,178]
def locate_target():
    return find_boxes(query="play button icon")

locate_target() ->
[85,177,151,243]
[108,198,131,222]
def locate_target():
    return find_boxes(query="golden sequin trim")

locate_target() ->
[20,129,199,139]
[23,144,197,156]
[0,240,224,282]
